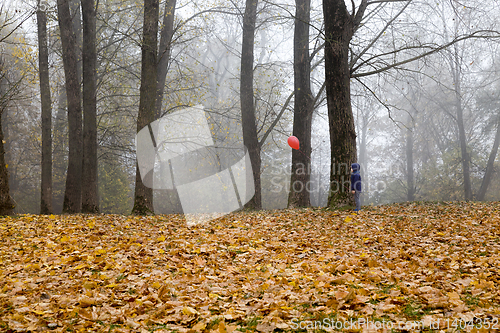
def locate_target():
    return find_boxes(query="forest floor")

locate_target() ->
[0,202,499,332]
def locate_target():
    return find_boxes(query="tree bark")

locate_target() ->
[155,0,176,118]
[53,85,68,214]
[131,0,159,215]
[452,52,472,201]
[37,3,53,214]
[81,0,99,213]
[70,0,83,84]
[58,0,83,213]
[477,116,500,201]
[323,0,365,208]
[0,60,15,215]
[0,113,14,215]
[240,0,261,209]
[288,0,314,208]
[153,0,181,213]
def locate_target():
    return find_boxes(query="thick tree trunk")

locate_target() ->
[131,0,159,215]
[155,0,176,118]
[70,0,83,84]
[37,4,53,214]
[477,116,500,201]
[288,0,314,208]
[323,0,359,208]
[240,0,261,209]
[81,0,99,213]
[58,0,83,213]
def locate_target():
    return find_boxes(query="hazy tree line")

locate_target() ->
[0,0,499,215]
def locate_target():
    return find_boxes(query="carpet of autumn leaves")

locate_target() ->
[0,202,500,332]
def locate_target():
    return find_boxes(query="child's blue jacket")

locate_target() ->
[350,163,362,192]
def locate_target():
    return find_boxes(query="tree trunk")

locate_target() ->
[58,0,83,213]
[70,0,83,84]
[240,0,261,209]
[81,0,99,213]
[406,122,415,201]
[0,59,14,215]
[131,0,159,215]
[359,113,368,205]
[323,0,364,208]
[53,85,68,214]
[0,113,13,215]
[155,0,176,118]
[477,116,500,201]
[153,0,181,213]
[453,59,472,201]
[288,0,313,208]
[37,3,53,214]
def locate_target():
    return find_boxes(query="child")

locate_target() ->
[350,163,362,212]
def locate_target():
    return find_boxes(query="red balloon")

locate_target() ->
[287,136,300,150]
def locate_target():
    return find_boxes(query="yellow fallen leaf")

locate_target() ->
[99,273,110,280]
[95,249,106,255]
[191,321,206,332]
[182,306,198,316]
[78,296,95,307]
[83,281,96,290]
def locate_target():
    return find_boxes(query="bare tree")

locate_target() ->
[322,0,366,207]
[448,45,473,200]
[240,0,261,209]
[37,0,53,214]
[155,0,177,118]
[288,0,314,207]
[81,0,99,213]
[58,0,83,213]
[0,58,16,215]
[131,0,159,215]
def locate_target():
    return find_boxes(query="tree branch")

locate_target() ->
[352,30,500,78]
[350,0,411,69]
[259,91,294,148]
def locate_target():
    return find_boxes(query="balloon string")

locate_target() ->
[295,148,311,161]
